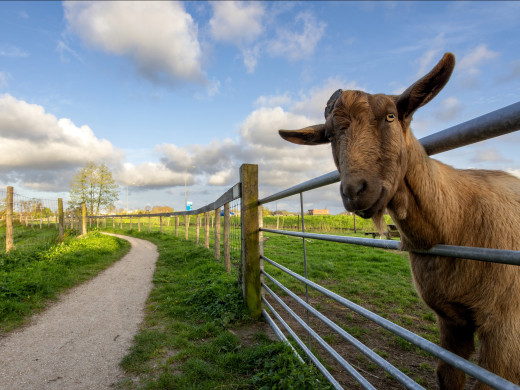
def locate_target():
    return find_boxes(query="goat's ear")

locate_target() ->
[396,52,455,122]
[279,124,328,145]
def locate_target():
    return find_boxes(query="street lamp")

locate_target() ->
[184,165,195,211]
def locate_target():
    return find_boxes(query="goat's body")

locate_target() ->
[388,134,520,388]
[279,52,520,388]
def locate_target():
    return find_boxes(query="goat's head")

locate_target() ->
[279,53,455,226]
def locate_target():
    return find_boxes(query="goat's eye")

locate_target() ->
[386,114,396,122]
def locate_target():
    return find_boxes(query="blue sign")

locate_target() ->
[186,201,193,211]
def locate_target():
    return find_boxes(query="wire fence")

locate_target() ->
[256,101,520,389]
[88,183,242,277]
[1,188,68,253]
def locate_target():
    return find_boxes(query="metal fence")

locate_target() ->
[257,101,520,389]
[88,183,242,274]
[1,187,70,253]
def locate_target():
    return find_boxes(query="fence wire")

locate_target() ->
[1,189,64,253]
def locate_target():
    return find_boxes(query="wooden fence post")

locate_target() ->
[130,216,133,230]
[160,216,163,233]
[6,186,14,252]
[224,202,231,273]
[81,203,87,235]
[58,198,64,241]
[96,217,99,229]
[196,214,201,245]
[185,215,189,240]
[175,216,179,237]
[204,212,210,248]
[104,217,107,228]
[138,216,141,232]
[214,207,221,260]
[240,164,261,319]
[112,217,115,229]
[148,215,151,232]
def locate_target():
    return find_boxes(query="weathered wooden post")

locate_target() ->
[148,215,151,232]
[167,217,170,227]
[214,207,221,260]
[6,186,14,252]
[112,217,115,229]
[196,214,201,245]
[240,164,261,319]
[129,216,133,230]
[58,198,64,241]
[138,216,141,232]
[204,212,210,248]
[224,202,231,273]
[119,216,122,229]
[81,203,87,235]
[104,217,107,228]
[160,216,163,233]
[96,217,99,229]
[184,215,188,240]
[175,216,179,237]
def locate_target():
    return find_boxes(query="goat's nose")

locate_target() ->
[342,177,368,201]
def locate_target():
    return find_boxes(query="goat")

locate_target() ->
[279,53,520,389]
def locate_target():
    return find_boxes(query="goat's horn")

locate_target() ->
[325,89,343,118]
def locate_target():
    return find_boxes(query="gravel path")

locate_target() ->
[0,233,158,390]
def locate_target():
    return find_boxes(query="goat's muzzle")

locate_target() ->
[340,175,387,218]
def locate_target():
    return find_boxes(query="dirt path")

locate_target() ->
[0,233,158,390]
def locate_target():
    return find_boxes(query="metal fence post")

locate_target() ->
[6,186,14,252]
[58,198,64,241]
[215,207,221,259]
[240,164,261,319]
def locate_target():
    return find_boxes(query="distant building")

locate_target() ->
[308,209,330,215]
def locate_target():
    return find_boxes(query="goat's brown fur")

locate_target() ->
[279,53,520,389]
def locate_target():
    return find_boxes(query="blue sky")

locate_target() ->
[1,1,519,214]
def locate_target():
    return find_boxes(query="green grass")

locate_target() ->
[0,230,130,333]
[94,218,441,389]
[94,228,332,390]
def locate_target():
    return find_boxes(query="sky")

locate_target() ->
[1,1,520,214]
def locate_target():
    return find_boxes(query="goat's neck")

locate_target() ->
[388,131,457,250]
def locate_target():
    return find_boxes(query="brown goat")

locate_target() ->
[279,53,520,389]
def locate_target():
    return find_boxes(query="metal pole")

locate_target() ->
[300,192,311,347]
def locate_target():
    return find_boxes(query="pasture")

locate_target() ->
[94,220,446,389]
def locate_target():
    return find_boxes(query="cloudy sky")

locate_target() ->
[1,1,519,214]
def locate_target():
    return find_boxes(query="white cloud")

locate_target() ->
[0,72,7,89]
[0,94,122,184]
[64,1,205,85]
[209,2,265,45]
[0,44,29,58]
[254,93,291,108]
[116,162,186,187]
[458,45,498,70]
[266,12,326,61]
[435,97,465,122]
[456,45,499,88]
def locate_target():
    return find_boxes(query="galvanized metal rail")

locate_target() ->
[258,101,520,389]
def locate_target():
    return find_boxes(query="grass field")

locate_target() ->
[0,230,130,333]
[94,220,444,389]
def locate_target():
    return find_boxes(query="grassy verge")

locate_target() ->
[98,229,331,390]
[0,230,130,333]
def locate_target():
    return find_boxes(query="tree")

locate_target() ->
[69,162,119,215]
